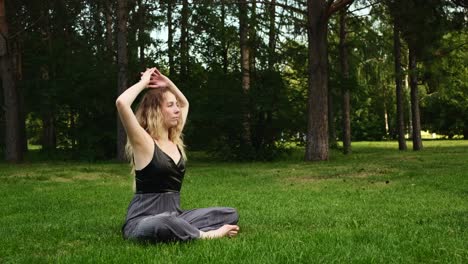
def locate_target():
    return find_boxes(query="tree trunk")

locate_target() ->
[137,0,145,68]
[267,0,276,70]
[339,9,351,155]
[463,124,468,140]
[93,1,105,55]
[408,46,422,150]
[41,112,56,151]
[404,70,411,136]
[117,0,129,161]
[393,21,407,150]
[249,0,257,75]
[0,0,22,162]
[70,109,76,149]
[39,4,56,152]
[328,83,337,148]
[305,0,329,161]
[265,0,276,147]
[239,0,252,147]
[221,1,228,74]
[12,25,27,152]
[104,0,113,55]
[180,0,189,80]
[167,0,175,77]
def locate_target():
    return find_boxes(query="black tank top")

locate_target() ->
[135,142,185,193]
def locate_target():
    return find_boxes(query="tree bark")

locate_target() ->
[305,0,329,161]
[239,0,252,147]
[93,1,105,55]
[268,0,276,70]
[137,0,145,68]
[167,0,175,77]
[0,0,22,162]
[40,4,56,152]
[180,0,189,80]
[339,9,351,154]
[408,46,422,150]
[393,21,407,150]
[265,0,277,146]
[41,112,56,151]
[11,19,27,152]
[328,88,337,148]
[249,0,257,75]
[117,0,129,161]
[221,1,229,74]
[104,0,113,55]
[463,125,468,140]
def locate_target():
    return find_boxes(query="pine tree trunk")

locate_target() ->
[137,0,145,68]
[239,0,252,147]
[13,26,27,152]
[40,6,56,152]
[305,0,329,161]
[104,0,113,55]
[94,1,105,55]
[0,0,22,162]
[167,0,175,77]
[340,9,351,154]
[249,0,258,149]
[408,46,422,151]
[249,0,257,75]
[463,125,468,140]
[268,0,276,70]
[180,0,189,80]
[221,1,228,74]
[393,22,407,150]
[265,0,276,146]
[42,112,56,151]
[328,90,337,148]
[117,0,129,161]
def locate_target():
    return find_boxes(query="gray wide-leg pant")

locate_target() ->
[122,192,239,243]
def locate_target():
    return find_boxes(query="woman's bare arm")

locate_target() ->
[115,68,155,148]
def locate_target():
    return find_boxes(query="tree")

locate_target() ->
[180,0,189,81]
[393,19,407,150]
[305,0,354,161]
[387,0,449,150]
[0,0,23,162]
[408,45,422,150]
[238,0,253,149]
[166,0,175,77]
[421,29,468,139]
[104,0,113,56]
[339,8,351,154]
[117,0,129,161]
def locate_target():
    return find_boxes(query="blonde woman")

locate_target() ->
[117,67,239,243]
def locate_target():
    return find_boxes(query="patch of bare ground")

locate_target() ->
[48,172,115,183]
[284,167,395,184]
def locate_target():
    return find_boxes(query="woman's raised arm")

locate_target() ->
[115,68,155,147]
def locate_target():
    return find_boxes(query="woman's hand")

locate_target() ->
[147,68,172,89]
[140,68,156,87]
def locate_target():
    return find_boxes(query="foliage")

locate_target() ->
[421,30,468,138]
[2,1,467,161]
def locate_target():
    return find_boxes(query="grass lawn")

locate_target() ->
[0,140,467,263]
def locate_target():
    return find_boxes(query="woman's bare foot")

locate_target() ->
[199,225,240,239]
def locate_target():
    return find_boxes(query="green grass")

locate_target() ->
[1,141,467,263]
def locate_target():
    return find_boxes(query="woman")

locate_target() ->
[116,67,239,243]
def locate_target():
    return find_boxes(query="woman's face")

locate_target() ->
[161,92,180,128]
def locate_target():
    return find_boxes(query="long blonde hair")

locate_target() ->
[125,87,187,173]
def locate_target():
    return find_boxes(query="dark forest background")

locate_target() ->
[1,0,467,162]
